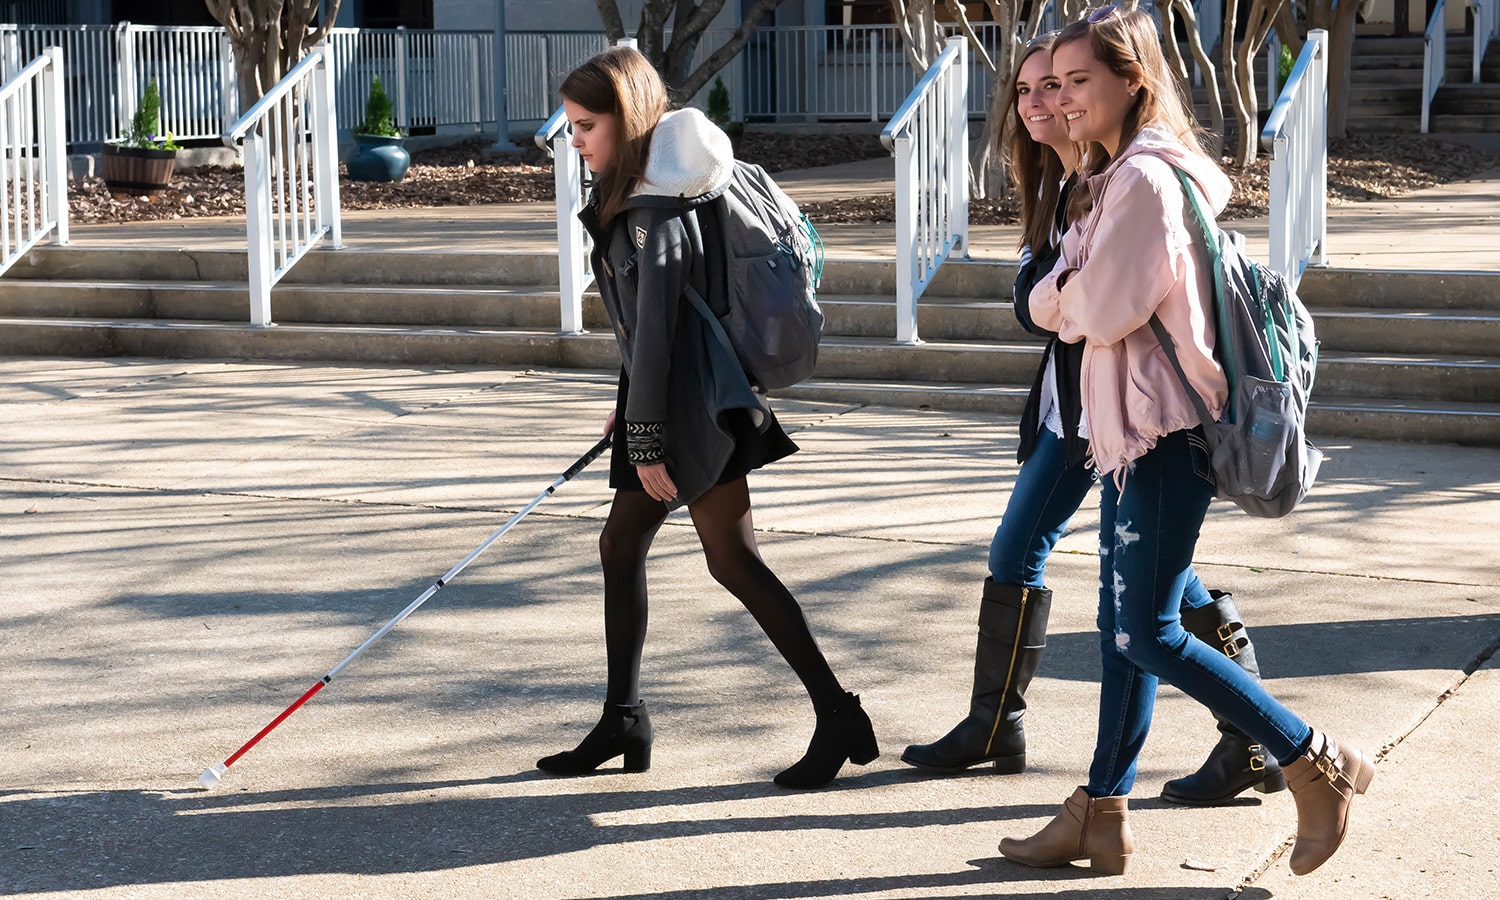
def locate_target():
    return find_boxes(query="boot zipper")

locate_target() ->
[985,587,1029,755]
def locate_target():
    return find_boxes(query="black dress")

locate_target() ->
[608,369,799,494]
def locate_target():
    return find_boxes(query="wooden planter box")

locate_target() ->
[102,144,176,195]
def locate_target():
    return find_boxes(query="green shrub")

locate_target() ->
[117,79,179,150]
[1278,44,1295,90]
[358,76,401,137]
[706,76,732,128]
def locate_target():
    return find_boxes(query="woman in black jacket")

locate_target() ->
[900,32,1285,809]
[536,47,876,789]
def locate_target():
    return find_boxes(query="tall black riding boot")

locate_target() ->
[901,579,1051,774]
[1161,590,1289,805]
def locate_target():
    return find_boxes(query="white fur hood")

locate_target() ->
[631,107,734,202]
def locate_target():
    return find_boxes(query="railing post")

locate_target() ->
[219,29,237,137]
[42,46,66,246]
[395,25,409,133]
[1,25,19,81]
[893,132,919,345]
[311,46,343,250]
[115,21,136,139]
[554,128,586,335]
[1309,29,1327,267]
[243,132,274,326]
[869,31,879,122]
[946,36,968,258]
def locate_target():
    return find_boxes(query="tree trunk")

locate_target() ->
[1168,0,1224,154]
[1320,2,1361,138]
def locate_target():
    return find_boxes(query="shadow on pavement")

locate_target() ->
[0,778,1061,894]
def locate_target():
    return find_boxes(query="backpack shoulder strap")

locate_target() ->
[1148,313,1218,434]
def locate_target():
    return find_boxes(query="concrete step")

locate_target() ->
[1433,95,1500,114]
[1350,85,1423,103]
[0,279,614,330]
[1298,269,1500,311]
[1312,308,1500,355]
[1316,350,1500,403]
[1345,115,1423,133]
[1307,397,1500,446]
[0,317,622,369]
[1348,68,1425,86]
[1428,112,1500,130]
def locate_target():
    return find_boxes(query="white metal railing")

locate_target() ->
[0,46,67,277]
[1422,0,1448,133]
[1476,0,1498,83]
[1261,29,1328,287]
[325,27,496,134]
[0,23,496,148]
[881,35,968,345]
[534,103,591,335]
[223,44,342,327]
[116,23,233,142]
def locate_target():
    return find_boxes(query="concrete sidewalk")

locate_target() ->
[54,150,1500,271]
[2,356,1497,898]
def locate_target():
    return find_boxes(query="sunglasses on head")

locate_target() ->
[1086,5,1121,24]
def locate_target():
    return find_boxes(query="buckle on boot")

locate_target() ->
[1315,755,1337,779]
[1248,744,1266,771]
[1223,640,1240,658]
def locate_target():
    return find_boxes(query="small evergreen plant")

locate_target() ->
[118,79,179,150]
[358,76,401,137]
[1278,44,1295,91]
[706,76,733,128]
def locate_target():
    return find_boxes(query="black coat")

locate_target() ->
[580,190,768,510]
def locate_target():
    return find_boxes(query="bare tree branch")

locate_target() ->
[675,0,790,101]
[594,0,626,42]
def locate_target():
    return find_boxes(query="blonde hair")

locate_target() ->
[560,48,670,225]
[1054,7,1216,217]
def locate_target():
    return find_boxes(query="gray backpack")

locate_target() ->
[1149,169,1323,518]
[685,161,824,390]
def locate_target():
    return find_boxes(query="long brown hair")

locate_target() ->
[1000,34,1070,252]
[560,48,669,225]
[1054,7,1214,219]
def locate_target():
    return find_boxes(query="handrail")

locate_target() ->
[1260,29,1328,287]
[222,48,327,148]
[0,50,52,102]
[224,44,342,326]
[1476,0,1499,83]
[0,45,68,279]
[535,38,639,334]
[535,104,570,150]
[1421,0,1448,133]
[880,36,968,345]
[881,40,960,146]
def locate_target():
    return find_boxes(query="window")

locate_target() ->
[358,0,434,29]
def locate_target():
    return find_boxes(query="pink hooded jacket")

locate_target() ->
[1028,126,1231,481]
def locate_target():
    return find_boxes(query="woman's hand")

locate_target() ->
[604,409,616,438]
[636,463,677,504]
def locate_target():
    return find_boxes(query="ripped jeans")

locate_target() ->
[989,427,1215,609]
[1087,428,1313,799]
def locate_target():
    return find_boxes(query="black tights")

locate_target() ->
[598,477,844,711]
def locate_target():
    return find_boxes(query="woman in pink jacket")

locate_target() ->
[997,8,1373,877]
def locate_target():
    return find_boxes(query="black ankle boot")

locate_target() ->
[774,692,879,789]
[1161,591,1288,805]
[537,701,653,775]
[901,580,1051,774]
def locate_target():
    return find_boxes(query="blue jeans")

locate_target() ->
[1087,428,1313,798]
[989,428,1214,610]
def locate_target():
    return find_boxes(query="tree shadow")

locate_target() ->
[0,777,1055,894]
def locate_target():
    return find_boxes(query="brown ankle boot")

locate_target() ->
[1283,731,1375,875]
[999,786,1134,875]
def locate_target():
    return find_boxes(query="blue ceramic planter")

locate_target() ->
[346,134,410,182]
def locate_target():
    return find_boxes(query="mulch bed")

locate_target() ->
[69,133,1498,226]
